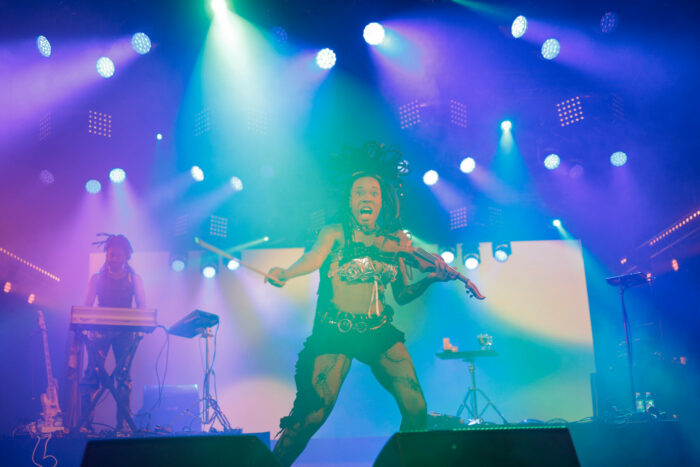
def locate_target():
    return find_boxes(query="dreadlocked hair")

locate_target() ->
[93,233,134,260]
[329,141,411,234]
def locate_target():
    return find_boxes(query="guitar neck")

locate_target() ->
[37,311,55,383]
[41,323,54,382]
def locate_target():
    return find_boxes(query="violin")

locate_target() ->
[400,246,486,300]
[375,233,484,300]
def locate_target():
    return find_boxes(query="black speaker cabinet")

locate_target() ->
[374,427,580,466]
[81,434,279,467]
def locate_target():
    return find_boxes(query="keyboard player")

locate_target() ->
[68,234,146,432]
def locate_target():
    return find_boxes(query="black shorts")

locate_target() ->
[279,310,405,430]
[303,320,405,364]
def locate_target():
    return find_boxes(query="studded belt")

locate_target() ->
[317,308,392,334]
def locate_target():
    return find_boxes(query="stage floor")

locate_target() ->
[3,420,698,466]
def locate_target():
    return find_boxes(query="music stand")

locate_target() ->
[436,349,508,424]
[605,271,652,411]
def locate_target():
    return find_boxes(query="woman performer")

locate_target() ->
[266,142,459,466]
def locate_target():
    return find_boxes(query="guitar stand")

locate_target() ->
[456,357,508,425]
[77,332,143,432]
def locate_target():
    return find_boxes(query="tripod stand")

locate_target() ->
[437,349,508,424]
[200,326,232,431]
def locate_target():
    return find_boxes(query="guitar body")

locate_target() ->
[36,311,65,434]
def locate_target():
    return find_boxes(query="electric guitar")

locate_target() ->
[36,310,64,433]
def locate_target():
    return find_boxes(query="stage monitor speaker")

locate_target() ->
[374,426,579,466]
[81,434,279,467]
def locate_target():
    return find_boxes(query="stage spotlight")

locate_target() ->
[131,32,152,55]
[202,265,217,278]
[316,48,336,70]
[96,57,115,78]
[85,179,102,194]
[170,253,187,272]
[270,26,288,44]
[541,39,561,60]
[190,165,205,182]
[511,16,528,38]
[363,22,385,45]
[156,133,163,140]
[544,153,561,170]
[500,120,512,131]
[493,242,511,263]
[211,0,228,14]
[201,257,218,278]
[610,151,628,167]
[552,219,562,228]
[600,12,619,34]
[439,247,456,265]
[460,157,476,174]
[3,281,11,293]
[39,169,55,185]
[464,252,480,270]
[36,35,51,57]
[226,258,240,271]
[230,176,243,192]
[423,170,439,186]
[28,293,36,304]
[109,168,126,184]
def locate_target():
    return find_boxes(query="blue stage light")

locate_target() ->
[170,254,187,272]
[316,48,336,70]
[36,36,51,57]
[85,179,102,194]
[190,165,205,182]
[600,12,619,34]
[439,248,456,265]
[156,133,163,140]
[363,22,385,45]
[202,265,217,279]
[270,26,288,44]
[493,243,511,263]
[423,170,439,186]
[96,57,115,78]
[544,153,561,170]
[226,259,240,271]
[610,151,628,167]
[464,253,480,270]
[460,157,476,174]
[230,176,243,192]
[500,120,512,131]
[511,16,528,38]
[131,32,152,55]
[109,168,126,184]
[552,219,562,228]
[541,39,561,60]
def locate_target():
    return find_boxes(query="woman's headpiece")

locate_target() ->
[329,141,410,231]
